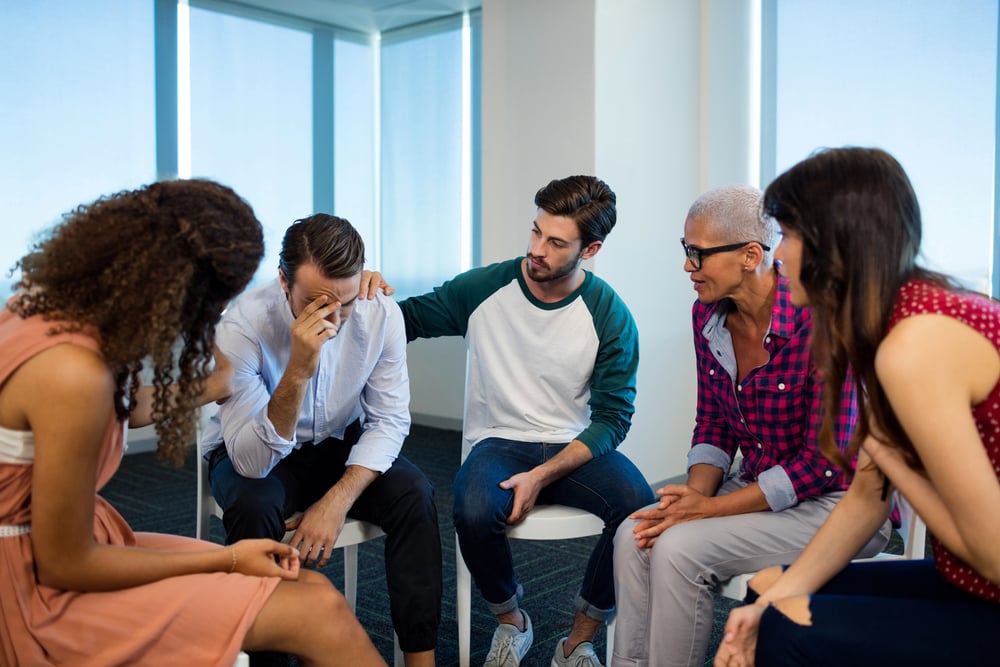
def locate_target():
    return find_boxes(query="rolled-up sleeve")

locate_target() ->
[349,300,410,472]
[686,279,854,511]
[757,465,797,511]
[687,442,733,472]
[215,317,298,479]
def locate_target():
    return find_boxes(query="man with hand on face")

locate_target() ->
[200,214,441,667]
[375,175,654,667]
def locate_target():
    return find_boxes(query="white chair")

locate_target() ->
[455,439,617,667]
[716,490,928,600]
[195,419,403,667]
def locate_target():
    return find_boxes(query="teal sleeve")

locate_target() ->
[398,259,522,342]
[575,283,639,457]
[398,282,468,341]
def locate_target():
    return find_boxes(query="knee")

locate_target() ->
[453,491,504,536]
[605,484,656,528]
[309,579,353,620]
[397,473,438,522]
[279,576,354,638]
[643,522,711,580]
[612,519,649,579]
[770,595,812,626]
[748,565,784,597]
[624,481,657,513]
[613,517,640,553]
[453,478,508,535]
[226,486,283,520]
[298,568,334,587]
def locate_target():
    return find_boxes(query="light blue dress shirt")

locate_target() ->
[200,278,410,479]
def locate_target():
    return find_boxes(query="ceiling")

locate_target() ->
[231,0,482,33]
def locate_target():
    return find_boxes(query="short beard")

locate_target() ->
[525,250,583,283]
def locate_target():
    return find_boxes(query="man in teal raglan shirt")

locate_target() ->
[389,175,654,667]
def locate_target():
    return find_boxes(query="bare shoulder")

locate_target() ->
[1,344,114,430]
[27,343,112,391]
[877,313,1000,403]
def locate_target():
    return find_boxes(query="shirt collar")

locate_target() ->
[701,273,804,343]
[767,275,804,341]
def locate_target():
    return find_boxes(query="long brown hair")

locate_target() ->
[763,147,953,472]
[9,179,263,464]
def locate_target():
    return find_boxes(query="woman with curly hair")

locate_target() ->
[0,179,385,666]
[714,147,1000,666]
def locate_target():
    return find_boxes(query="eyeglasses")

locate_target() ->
[679,238,771,270]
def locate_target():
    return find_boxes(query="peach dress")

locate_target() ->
[0,309,280,666]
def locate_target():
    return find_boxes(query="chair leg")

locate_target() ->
[196,500,213,541]
[343,543,359,612]
[606,614,615,664]
[195,449,215,541]
[456,533,472,667]
[345,542,403,666]
[393,633,404,667]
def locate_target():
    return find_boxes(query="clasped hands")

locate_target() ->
[630,484,715,549]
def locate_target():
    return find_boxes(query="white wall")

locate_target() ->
[480,0,597,265]
[407,0,758,484]
[407,337,466,430]
[593,0,758,480]
[591,0,702,481]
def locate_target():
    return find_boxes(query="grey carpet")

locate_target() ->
[102,424,769,666]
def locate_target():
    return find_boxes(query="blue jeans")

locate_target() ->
[453,438,654,621]
[753,558,1000,666]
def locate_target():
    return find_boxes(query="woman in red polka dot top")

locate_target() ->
[714,146,1000,667]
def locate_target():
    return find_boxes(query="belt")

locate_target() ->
[0,524,30,537]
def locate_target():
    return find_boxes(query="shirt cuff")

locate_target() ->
[757,465,798,511]
[251,417,297,456]
[344,434,399,474]
[687,443,732,472]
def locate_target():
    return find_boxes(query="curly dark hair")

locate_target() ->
[8,179,264,465]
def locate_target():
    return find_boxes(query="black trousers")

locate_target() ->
[208,425,442,654]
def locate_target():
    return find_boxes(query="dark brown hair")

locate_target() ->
[278,213,365,285]
[534,175,617,247]
[10,179,264,464]
[763,146,953,472]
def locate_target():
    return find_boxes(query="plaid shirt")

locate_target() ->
[688,276,855,511]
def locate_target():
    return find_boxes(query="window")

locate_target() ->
[380,17,469,297]
[765,0,998,292]
[1,1,479,298]
[188,6,313,287]
[334,36,376,257]
[0,0,156,295]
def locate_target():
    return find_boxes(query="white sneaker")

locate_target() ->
[483,609,533,667]
[550,638,603,667]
